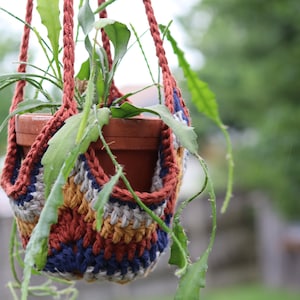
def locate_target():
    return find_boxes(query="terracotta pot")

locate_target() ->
[15,113,163,192]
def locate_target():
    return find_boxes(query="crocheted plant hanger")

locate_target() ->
[1,0,191,283]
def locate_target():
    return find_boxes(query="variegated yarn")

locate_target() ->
[1,0,191,283]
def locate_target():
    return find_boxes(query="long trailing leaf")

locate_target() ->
[77,4,105,136]
[0,100,60,135]
[160,24,234,213]
[175,250,209,300]
[93,106,189,276]
[25,114,83,194]
[0,7,52,53]
[169,155,209,270]
[75,44,99,143]
[175,154,217,299]
[159,24,220,125]
[42,107,110,197]
[22,108,110,299]
[0,72,62,89]
[93,0,117,14]
[9,220,22,285]
[21,169,65,300]
[168,217,190,269]
[36,0,62,80]
[111,102,198,155]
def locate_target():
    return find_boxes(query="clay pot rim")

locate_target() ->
[15,112,163,150]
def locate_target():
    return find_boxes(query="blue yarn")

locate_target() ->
[164,213,172,227]
[173,89,189,123]
[10,153,22,184]
[92,251,105,274]
[140,249,151,269]
[15,162,42,206]
[131,257,141,274]
[44,226,169,277]
[156,228,169,253]
[149,243,158,261]
[158,146,169,179]
[106,254,118,276]
[119,257,130,275]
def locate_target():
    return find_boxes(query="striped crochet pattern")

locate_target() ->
[1,0,191,283]
[9,92,188,282]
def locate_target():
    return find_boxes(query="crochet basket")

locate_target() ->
[1,0,191,283]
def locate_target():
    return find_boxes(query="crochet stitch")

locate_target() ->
[1,0,191,282]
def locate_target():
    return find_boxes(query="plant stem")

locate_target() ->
[9,220,21,285]
[130,24,156,84]
[93,0,118,14]
[220,124,234,213]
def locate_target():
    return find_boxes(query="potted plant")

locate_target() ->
[0,0,233,299]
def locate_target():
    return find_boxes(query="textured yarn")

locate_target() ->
[1,0,191,283]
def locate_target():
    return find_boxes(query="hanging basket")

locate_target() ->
[1,0,190,283]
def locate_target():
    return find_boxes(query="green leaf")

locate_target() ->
[94,18,116,30]
[0,100,60,135]
[42,108,110,197]
[110,101,143,118]
[174,156,217,299]
[75,65,97,143]
[21,169,66,300]
[169,217,189,268]
[94,0,117,14]
[76,58,90,80]
[78,0,95,35]
[36,0,61,79]
[0,72,61,89]
[175,251,209,300]
[160,24,234,213]
[93,166,123,231]
[103,21,131,64]
[160,24,221,126]
[147,104,199,155]
[22,109,111,300]
[42,114,82,197]
[111,102,198,155]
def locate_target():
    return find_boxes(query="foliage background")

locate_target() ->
[0,29,18,155]
[179,0,300,220]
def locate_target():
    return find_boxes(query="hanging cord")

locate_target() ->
[1,0,34,196]
[143,0,174,112]
[143,0,190,120]
[1,0,188,198]
[1,0,77,197]
[10,0,33,112]
[97,0,188,116]
[61,0,77,113]
[98,0,123,105]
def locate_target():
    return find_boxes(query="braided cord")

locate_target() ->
[1,0,77,197]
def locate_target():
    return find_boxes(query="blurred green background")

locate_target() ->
[180,0,300,220]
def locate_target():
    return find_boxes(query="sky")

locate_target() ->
[0,0,199,87]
